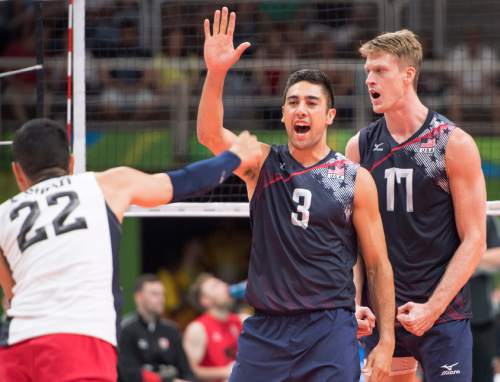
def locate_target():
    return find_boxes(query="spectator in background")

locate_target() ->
[152,27,198,122]
[183,274,246,382]
[118,274,194,382]
[2,23,39,123]
[471,216,500,382]
[99,19,157,121]
[447,26,500,127]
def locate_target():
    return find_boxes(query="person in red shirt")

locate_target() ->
[183,274,246,382]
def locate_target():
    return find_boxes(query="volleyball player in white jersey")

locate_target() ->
[0,118,261,382]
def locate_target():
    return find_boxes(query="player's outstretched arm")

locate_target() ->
[197,7,268,185]
[197,7,250,154]
[398,129,487,336]
[97,131,262,222]
[353,168,394,381]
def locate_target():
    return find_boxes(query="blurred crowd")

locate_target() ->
[1,0,499,132]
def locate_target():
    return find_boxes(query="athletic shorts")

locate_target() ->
[229,308,360,382]
[363,320,472,381]
[0,333,117,382]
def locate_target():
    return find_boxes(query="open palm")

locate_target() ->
[203,7,250,73]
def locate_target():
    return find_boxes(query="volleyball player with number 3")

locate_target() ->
[198,7,395,381]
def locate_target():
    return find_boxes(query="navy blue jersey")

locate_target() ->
[246,145,360,314]
[359,110,471,323]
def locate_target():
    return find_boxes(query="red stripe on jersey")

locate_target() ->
[263,159,348,189]
[370,123,449,172]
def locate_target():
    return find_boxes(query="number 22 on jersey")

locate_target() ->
[9,191,88,252]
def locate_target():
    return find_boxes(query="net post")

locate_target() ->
[73,0,86,173]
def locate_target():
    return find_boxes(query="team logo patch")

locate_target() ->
[138,338,149,350]
[419,138,436,153]
[373,142,384,152]
[230,324,240,337]
[327,165,345,179]
[440,362,460,376]
[212,331,222,342]
[158,337,170,350]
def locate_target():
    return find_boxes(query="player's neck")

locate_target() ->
[288,143,331,168]
[208,307,230,321]
[384,93,428,144]
[138,308,158,325]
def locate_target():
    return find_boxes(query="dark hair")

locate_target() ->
[188,273,213,312]
[134,274,162,293]
[12,118,70,182]
[283,69,335,109]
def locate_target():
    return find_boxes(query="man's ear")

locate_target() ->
[11,162,30,192]
[405,66,416,86]
[326,107,337,125]
[68,155,75,175]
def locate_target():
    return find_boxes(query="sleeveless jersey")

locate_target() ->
[358,110,471,323]
[246,144,360,313]
[0,172,122,346]
[196,312,242,378]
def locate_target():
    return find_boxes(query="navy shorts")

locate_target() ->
[229,308,359,382]
[363,319,472,381]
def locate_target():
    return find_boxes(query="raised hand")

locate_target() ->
[203,7,251,73]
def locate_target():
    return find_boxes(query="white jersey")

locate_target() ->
[0,172,122,346]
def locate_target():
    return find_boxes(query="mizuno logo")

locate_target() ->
[440,362,460,376]
[373,143,384,151]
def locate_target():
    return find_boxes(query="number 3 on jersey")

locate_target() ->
[9,191,88,252]
[291,188,312,229]
[384,167,414,212]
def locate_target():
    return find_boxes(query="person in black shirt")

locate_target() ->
[118,274,194,382]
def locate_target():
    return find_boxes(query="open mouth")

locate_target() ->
[294,123,311,134]
[370,90,381,99]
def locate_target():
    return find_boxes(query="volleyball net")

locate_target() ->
[0,0,499,216]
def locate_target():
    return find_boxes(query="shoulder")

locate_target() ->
[446,126,479,160]
[353,168,378,209]
[345,132,361,163]
[121,312,140,330]
[185,320,206,337]
[333,152,360,170]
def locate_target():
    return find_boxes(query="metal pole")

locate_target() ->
[35,0,45,117]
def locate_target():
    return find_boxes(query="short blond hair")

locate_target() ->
[359,29,423,89]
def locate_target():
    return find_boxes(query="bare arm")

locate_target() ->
[96,168,172,223]
[97,131,262,222]
[353,168,394,344]
[353,168,394,380]
[0,248,14,301]
[183,322,232,381]
[198,7,269,190]
[427,129,487,314]
[347,133,376,337]
[353,255,365,306]
[345,132,361,163]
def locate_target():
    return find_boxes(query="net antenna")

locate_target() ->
[488,201,500,216]
[72,0,247,217]
[0,65,44,147]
